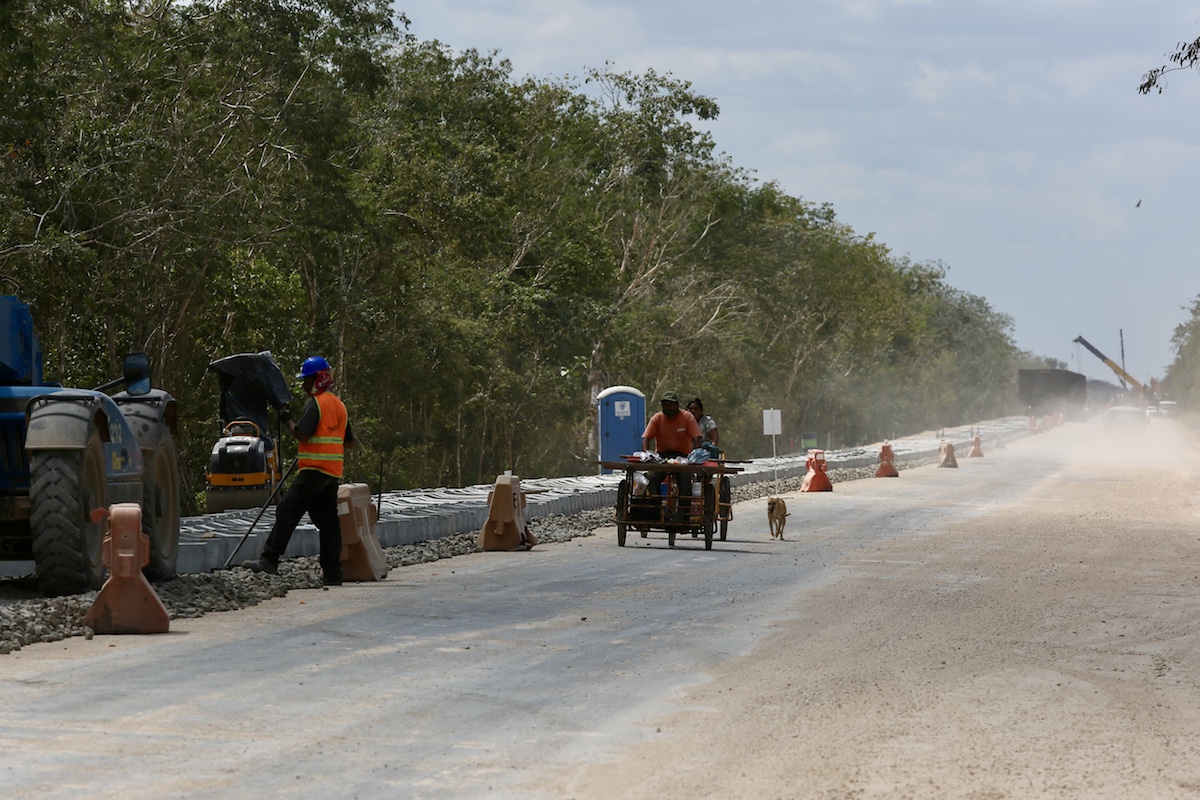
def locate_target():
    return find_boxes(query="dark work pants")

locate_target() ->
[262,469,342,579]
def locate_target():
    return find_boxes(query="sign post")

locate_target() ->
[763,408,782,482]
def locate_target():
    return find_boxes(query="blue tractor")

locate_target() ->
[0,296,180,596]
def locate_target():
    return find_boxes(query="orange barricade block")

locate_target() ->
[968,434,984,458]
[477,474,539,551]
[938,440,958,468]
[82,504,170,635]
[875,441,899,478]
[338,483,388,581]
[800,449,833,492]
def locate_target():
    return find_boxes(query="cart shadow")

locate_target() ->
[614,535,794,556]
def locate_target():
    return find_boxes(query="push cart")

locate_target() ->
[601,459,743,550]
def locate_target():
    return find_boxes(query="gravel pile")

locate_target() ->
[0,461,930,654]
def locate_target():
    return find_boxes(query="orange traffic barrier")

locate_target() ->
[338,483,388,581]
[477,473,539,550]
[82,504,170,635]
[968,434,984,457]
[875,441,899,478]
[938,440,958,468]
[800,449,833,492]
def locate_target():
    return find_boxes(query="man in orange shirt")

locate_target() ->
[244,355,355,586]
[641,390,702,519]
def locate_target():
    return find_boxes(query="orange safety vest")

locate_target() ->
[297,391,347,477]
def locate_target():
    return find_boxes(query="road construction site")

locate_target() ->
[5,412,1199,799]
[177,416,1029,574]
[0,418,1025,652]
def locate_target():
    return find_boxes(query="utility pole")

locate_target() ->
[1120,329,1126,380]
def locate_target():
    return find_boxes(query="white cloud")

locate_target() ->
[907,60,997,104]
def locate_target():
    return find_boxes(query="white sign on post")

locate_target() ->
[763,408,782,481]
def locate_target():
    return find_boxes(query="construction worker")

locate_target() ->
[243,355,355,586]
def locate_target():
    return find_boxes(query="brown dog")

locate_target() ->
[766,496,788,539]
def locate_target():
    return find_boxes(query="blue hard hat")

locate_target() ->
[296,355,330,379]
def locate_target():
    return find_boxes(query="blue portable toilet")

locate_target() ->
[597,385,646,474]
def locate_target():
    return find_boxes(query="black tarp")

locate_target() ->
[207,352,292,433]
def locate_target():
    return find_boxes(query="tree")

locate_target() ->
[1139,35,1200,94]
[1164,296,1200,408]
[1,1,1034,493]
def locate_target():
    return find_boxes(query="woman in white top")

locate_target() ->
[686,397,719,447]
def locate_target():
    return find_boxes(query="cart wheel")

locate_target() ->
[616,479,629,547]
[719,476,731,541]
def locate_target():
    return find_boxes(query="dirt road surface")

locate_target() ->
[4,417,1200,799]
[547,418,1200,799]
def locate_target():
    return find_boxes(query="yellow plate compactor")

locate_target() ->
[205,352,292,514]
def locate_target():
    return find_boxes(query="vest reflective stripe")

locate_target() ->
[297,392,346,477]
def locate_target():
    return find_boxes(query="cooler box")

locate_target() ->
[337,483,388,581]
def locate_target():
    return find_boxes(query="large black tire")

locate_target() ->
[143,434,180,580]
[616,479,629,547]
[30,433,107,596]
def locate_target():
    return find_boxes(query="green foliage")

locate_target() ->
[1165,296,1200,409]
[1,0,1035,492]
[1140,33,1200,95]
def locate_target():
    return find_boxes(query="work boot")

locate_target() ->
[242,557,278,575]
[322,571,342,587]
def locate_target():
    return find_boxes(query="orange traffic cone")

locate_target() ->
[876,441,899,477]
[938,441,958,468]
[82,504,170,635]
[968,434,984,457]
[800,449,833,492]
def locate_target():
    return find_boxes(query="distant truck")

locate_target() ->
[1018,368,1088,417]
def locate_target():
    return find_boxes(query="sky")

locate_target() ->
[397,0,1200,386]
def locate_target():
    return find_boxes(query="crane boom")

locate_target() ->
[1072,335,1146,395]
